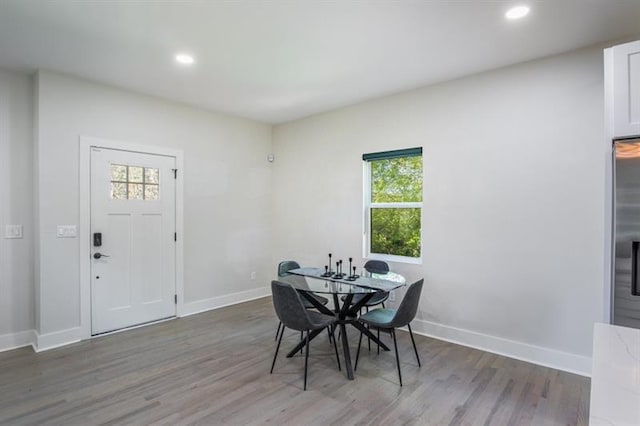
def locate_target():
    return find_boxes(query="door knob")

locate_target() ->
[93,252,110,259]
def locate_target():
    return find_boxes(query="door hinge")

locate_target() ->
[174,232,177,241]
[172,168,178,179]
[174,294,177,304]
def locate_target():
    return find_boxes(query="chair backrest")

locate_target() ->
[390,279,424,328]
[271,280,314,331]
[364,260,390,274]
[278,260,301,277]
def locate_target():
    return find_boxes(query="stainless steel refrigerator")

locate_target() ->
[613,138,640,328]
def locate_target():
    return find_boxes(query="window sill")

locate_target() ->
[366,253,423,265]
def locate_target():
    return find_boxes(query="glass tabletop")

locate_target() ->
[277,267,406,295]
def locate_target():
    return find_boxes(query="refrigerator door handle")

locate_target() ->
[632,241,640,296]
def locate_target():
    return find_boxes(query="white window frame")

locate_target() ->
[362,155,423,265]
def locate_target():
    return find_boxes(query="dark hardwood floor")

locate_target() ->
[0,297,590,425]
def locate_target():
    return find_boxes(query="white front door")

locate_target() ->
[90,147,176,335]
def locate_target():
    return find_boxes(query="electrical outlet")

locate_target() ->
[389,290,396,302]
[250,271,256,280]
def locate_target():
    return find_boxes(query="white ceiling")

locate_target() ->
[0,1,639,124]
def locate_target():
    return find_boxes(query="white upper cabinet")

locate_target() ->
[607,40,640,139]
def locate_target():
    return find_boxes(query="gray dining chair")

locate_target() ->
[340,260,391,348]
[270,280,341,390]
[275,261,330,341]
[278,261,330,308]
[341,260,390,308]
[363,259,390,274]
[354,278,424,386]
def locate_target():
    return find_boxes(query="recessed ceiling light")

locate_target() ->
[175,53,195,65]
[505,5,530,20]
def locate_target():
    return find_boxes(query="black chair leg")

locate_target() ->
[327,327,332,343]
[408,323,421,367]
[391,328,402,386]
[303,330,310,390]
[330,325,341,371]
[271,324,285,373]
[300,331,303,355]
[355,329,364,371]
[366,306,371,351]
[275,321,281,341]
[377,328,380,354]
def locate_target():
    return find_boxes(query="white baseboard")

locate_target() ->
[0,330,36,352]
[180,286,271,317]
[409,319,592,377]
[0,289,270,353]
[1,297,591,378]
[35,327,82,352]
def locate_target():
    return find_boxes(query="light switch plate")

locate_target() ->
[5,225,23,239]
[57,225,77,238]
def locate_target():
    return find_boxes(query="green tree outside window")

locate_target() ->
[367,155,422,258]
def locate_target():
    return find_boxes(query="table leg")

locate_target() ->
[334,293,356,380]
[285,327,324,358]
[340,322,354,380]
[299,291,334,316]
[346,293,374,317]
[340,293,354,318]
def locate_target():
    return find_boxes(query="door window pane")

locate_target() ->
[110,164,161,200]
[110,164,127,181]
[145,168,159,184]
[129,166,144,183]
[128,183,144,200]
[145,184,159,200]
[111,182,127,199]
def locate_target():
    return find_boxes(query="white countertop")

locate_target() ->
[590,323,640,426]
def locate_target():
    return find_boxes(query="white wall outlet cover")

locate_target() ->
[57,225,77,238]
[5,225,23,239]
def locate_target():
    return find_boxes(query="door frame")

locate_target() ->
[79,136,185,339]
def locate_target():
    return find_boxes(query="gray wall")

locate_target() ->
[272,45,606,374]
[0,43,611,374]
[0,70,34,340]
[34,71,273,338]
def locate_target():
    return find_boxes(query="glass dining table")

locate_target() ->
[277,267,406,380]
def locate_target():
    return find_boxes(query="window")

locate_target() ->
[363,148,422,262]
[110,164,159,200]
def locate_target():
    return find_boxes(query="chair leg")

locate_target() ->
[391,328,402,386]
[355,329,364,371]
[270,324,285,373]
[327,327,332,343]
[377,328,380,354]
[330,325,341,371]
[275,321,281,341]
[303,330,310,390]
[366,306,371,351]
[300,331,303,355]
[408,323,421,367]
[382,302,385,308]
